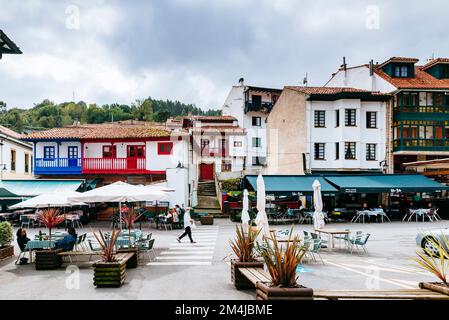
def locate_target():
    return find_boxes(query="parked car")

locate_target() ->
[416,228,449,257]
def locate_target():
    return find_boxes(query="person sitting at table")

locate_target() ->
[55,227,78,252]
[16,228,30,252]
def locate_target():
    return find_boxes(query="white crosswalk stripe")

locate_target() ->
[147,226,219,267]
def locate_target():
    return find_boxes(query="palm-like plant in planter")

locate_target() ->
[37,208,65,245]
[35,209,66,270]
[415,232,449,296]
[93,229,124,288]
[255,229,313,300]
[229,224,262,289]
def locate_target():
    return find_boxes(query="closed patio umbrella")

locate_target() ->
[255,174,270,239]
[241,189,250,230]
[312,179,325,230]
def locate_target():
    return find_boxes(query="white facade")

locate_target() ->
[307,99,387,172]
[326,65,396,93]
[0,135,33,179]
[222,82,281,170]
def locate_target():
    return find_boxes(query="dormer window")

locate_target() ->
[394,65,408,78]
[442,65,449,79]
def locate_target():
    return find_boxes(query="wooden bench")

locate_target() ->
[238,267,271,286]
[314,289,449,300]
[58,251,102,263]
[115,252,138,269]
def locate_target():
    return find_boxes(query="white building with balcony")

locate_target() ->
[222,79,282,171]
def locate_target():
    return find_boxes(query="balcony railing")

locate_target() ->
[244,101,274,113]
[34,158,82,175]
[393,138,449,151]
[82,157,147,174]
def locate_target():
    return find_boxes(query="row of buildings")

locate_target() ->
[2,55,449,211]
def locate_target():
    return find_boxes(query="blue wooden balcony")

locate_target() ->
[34,158,82,175]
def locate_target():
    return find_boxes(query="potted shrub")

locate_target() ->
[0,221,14,261]
[117,210,141,268]
[35,209,65,270]
[93,229,125,288]
[415,232,449,296]
[229,224,263,289]
[255,230,313,300]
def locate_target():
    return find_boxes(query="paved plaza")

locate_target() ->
[0,219,447,300]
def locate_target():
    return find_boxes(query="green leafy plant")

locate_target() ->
[94,229,120,263]
[0,221,13,248]
[221,178,241,192]
[37,208,65,245]
[414,232,449,286]
[229,224,261,262]
[256,227,306,288]
[121,210,142,248]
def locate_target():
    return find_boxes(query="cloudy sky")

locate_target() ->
[1,0,449,110]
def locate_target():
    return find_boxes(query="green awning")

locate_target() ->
[0,180,85,198]
[324,174,449,193]
[244,175,339,196]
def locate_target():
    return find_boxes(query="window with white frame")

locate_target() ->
[366,112,377,128]
[314,110,325,127]
[345,109,356,126]
[344,142,356,159]
[314,143,325,160]
[366,144,377,161]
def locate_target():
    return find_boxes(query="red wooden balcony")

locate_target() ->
[82,157,147,174]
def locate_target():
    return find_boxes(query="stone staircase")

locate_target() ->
[195,180,227,217]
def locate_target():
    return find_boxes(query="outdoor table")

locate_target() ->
[24,240,56,263]
[314,228,351,250]
[351,210,380,223]
[407,209,435,222]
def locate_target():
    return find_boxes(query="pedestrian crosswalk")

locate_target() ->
[147,226,219,266]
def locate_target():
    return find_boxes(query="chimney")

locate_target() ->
[238,78,244,86]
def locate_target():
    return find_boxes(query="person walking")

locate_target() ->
[176,207,196,243]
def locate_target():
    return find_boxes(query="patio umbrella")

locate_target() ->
[10,191,87,209]
[241,189,250,231]
[67,181,170,229]
[312,179,325,230]
[255,174,270,239]
[138,183,176,193]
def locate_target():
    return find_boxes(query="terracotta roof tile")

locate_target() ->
[192,126,245,135]
[422,58,449,70]
[374,66,449,89]
[191,115,236,121]
[286,86,372,95]
[377,57,419,68]
[22,124,173,140]
[0,125,23,139]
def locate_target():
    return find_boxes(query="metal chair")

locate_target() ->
[21,216,32,228]
[138,238,156,261]
[349,232,370,254]
[305,239,324,264]
[334,229,351,248]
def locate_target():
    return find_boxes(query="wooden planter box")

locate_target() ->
[116,248,138,268]
[256,282,314,300]
[35,249,63,270]
[231,259,264,290]
[200,215,214,225]
[93,261,126,288]
[419,282,449,296]
[0,245,14,261]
